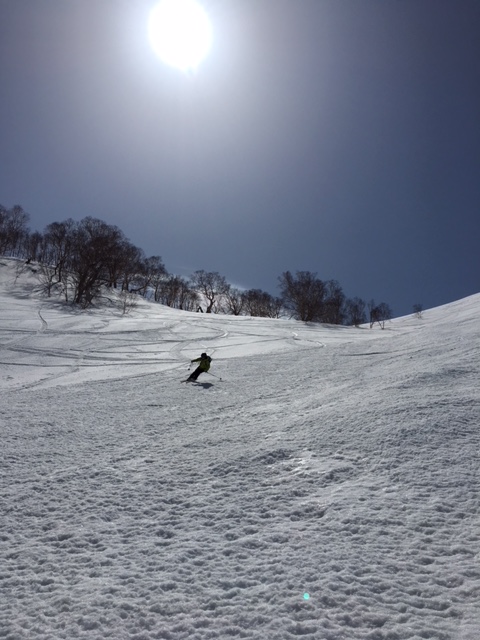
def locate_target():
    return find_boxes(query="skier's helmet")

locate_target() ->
[201,352,207,357]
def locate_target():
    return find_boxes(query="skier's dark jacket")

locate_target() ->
[191,354,212,372]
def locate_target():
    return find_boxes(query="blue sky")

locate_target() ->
[1,0,479,317]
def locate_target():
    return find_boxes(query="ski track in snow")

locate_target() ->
[1,258,480,640]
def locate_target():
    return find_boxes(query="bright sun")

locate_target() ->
[148,0,212,71]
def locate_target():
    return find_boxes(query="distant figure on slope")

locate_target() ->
[187,353,212,382]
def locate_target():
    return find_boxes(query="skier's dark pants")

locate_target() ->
[188,367,204,381]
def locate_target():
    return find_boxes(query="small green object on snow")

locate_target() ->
[303,592,310,600]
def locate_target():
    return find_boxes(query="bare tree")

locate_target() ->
[322,280,345,324]
[155,274,180,307]
[344,297,367,327]
[190,270,230,313]
[131,255,167,297]
[69,217,126,307]
[0,205,30,257]
[242,289,264,317]
[369,300,393,329]
[139,256,168,300]
[155,275,199,310]
[224,287,245,315]
[242,288,283,318]
[42,217,156,307]
[0,205,7,254]
[119,290,138,315]
[413,303,423,319]
[105,239,140,291]
[42,219,77,298]
[176,280,199,311]
[18,230,45,264]
[266,295,283,319]
[278,271,326,322]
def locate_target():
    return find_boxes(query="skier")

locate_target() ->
[187,352,212,382]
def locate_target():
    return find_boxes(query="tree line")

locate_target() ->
[0,204,392,326]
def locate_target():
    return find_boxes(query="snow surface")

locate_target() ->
[1,258,479,640]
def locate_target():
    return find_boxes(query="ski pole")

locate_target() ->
[206,371,223,381]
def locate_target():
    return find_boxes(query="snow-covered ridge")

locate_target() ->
[1,257,479,639]
[1,257,477,392]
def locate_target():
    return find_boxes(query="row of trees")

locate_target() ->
[278,270,392,327]
[0,204,392,325]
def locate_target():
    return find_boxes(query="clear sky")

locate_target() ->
[1,0,479,318]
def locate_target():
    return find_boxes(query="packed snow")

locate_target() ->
[1,258,479,640]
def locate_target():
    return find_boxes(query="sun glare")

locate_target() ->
[148,0,212,71]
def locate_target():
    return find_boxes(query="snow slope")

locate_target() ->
[1,258,479,640]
